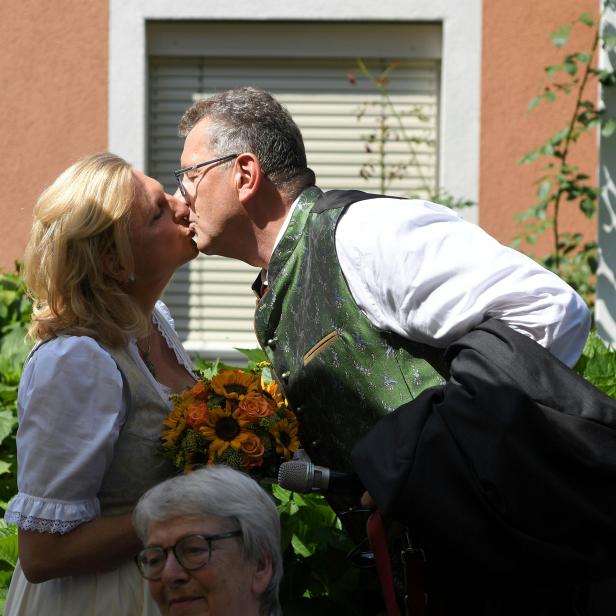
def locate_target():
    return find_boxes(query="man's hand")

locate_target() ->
[361,490,376,510]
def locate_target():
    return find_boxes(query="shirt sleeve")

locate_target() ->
[5,336,125,533]
[335,198,591,368]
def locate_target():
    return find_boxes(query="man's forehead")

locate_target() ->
[181,118,213,164]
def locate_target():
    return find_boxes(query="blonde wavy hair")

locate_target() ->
[24,152,148,347]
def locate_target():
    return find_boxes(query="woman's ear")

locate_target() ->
[101,252,131,283]
[251,555,273,597]
[235,153,263,204]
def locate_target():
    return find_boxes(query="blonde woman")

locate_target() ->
[4,153,198,615]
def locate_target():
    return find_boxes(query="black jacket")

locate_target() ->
[352,319,616,615]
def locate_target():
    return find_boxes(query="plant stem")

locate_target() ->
[552,26,600,271]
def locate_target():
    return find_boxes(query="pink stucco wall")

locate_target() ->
[480,0,599,252]
[0,0,108,271]
[0,1,601,271]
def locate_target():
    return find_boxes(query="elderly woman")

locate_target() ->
[4,153,198,614]
[133,465,283,616]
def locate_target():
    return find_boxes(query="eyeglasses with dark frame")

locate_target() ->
[135,530,242,580]
[174,154,238,198]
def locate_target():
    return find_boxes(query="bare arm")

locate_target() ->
[18,512,141,583]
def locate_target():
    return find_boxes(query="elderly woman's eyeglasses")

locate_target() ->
[174,154,238,198]
[135,531,242,580]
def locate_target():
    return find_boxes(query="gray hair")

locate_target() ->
[179,86,315,195]
[134,466,282,616]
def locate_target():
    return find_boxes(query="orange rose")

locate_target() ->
[190,381,209,402]
[186,402,209,428]
[238,393,275,421]
[240,432,265,468]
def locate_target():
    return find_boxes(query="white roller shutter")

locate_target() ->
[149,55,439,357]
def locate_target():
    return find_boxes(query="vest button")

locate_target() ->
[311,440,320,448]
[267,337,277,347]
[281,371,290,381]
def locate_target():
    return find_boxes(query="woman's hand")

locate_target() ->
[18,512,141,583]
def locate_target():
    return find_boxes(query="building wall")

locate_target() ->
[0,0,601,272]
[0,0,108,271]
[480,0,599,251]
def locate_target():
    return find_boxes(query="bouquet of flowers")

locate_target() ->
[161,362,300,477]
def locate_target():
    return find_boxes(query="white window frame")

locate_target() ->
[597,5,616,343]
[109,0,482,222]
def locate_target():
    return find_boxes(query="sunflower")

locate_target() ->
[199,402,253,461]
[162,405,188,448]
[260,376,286,407]
[271,418,300,460]
[211,369,259,400]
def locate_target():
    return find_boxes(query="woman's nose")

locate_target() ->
[160,550,190,585]
[169,194,191,222]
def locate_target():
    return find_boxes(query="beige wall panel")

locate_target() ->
[0,0,109,271]
[480,0,598,252]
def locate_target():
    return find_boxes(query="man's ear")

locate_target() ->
[251,555,273,597]
[235,153,263,204]
[101,252,131,283]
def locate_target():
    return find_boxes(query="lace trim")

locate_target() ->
[4,512,85,534]
[153,305,195,374]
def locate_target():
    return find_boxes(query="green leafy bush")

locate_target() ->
[0,270,32,514]
[574,330,616,397]
[0,269,32,612]
[1,272,616,614]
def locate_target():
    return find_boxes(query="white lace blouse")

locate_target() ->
[4,302,194,534]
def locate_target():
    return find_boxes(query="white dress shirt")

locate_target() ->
[270,193,590,368]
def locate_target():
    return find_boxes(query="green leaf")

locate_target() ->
[579,12,594,27]
[235,348,267,363]
[551,24,572,48]
[0,523,18,568]
[602,117,616,138]
[574,52,592,63]
[0,412,17,446]
[575,331,616,398]
[544,90,557,102]
[603,33,616,50]
[580,197,596,218]
[563,60,578,76]
[536,180,552,201]
[0,323,31,366]
[528,95,542,111]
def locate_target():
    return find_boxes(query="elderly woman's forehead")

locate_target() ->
[147,514,233,543]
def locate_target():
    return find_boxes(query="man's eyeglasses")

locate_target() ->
[174,154,238,198]
[135,531,242,580]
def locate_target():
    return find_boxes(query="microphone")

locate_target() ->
[278,460,364,495]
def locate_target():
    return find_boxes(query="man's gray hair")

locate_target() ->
[179,86,315,195]
[134,465,282,616]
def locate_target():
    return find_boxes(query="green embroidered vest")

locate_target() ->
[254,187,446,472]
